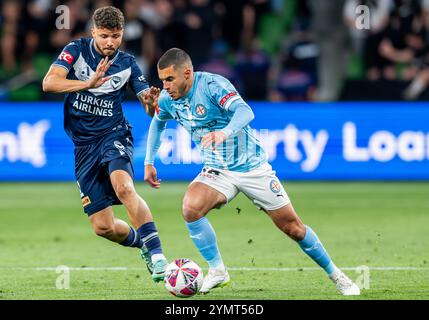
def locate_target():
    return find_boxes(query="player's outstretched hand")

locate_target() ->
[201,131,227,150]
[86,56,112,89]
[144,164,161,189]
[142,86,161,117]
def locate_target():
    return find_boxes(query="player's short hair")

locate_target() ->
[92,6,124,30]
[157,48,193,70]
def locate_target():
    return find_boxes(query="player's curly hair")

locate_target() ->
[92,6,124,30]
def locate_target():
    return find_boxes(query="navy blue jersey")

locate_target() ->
[51,38,149,145]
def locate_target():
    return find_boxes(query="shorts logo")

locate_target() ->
[81,196,91,207]
[270,179,281,193]
[58,50,74,64]
[111,76,121,89]
[200,167,219,180]
[195,104,207,118]
[114,140,126,156]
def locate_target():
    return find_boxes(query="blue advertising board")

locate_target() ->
[0,102,428,181]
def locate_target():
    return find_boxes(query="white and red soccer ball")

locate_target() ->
[164,258,204,298]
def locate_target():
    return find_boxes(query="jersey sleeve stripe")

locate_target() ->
[51,63,71,72]
[219,91,238,107]
[223,95,241,110]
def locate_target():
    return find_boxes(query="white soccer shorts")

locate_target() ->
[192,162,290,211]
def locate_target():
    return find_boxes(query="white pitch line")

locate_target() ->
[1,266,429,271]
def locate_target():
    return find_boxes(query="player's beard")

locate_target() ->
[95,40,116,57]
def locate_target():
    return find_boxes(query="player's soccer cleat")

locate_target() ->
[199,268,230,294]
[152,258,168,283]
[329,268,361,296]
[140,246,154,274]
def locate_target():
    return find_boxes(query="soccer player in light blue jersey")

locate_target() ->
[144,48,360,295]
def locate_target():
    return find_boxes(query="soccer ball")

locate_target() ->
[164,258,204,298]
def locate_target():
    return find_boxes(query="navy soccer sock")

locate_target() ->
[119,226,143,248]
[137,221,163,256]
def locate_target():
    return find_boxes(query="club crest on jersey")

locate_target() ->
[269,179,281,193]
[195,104,207,118]
[111,76,121,89]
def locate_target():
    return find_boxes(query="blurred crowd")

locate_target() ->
[1,0,429,101]
[344,0,429,100]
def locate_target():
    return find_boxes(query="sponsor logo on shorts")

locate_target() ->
[199,167,220,180]
[269,179,281,193]
[81,196,91,207]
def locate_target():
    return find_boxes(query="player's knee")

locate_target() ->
[182,198,204,222]
[115,183,135,202]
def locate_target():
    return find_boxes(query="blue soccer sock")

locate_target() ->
[186,217,224,269]
[137,221,163,256]
[298,225,336,275]
[120,226,143,248]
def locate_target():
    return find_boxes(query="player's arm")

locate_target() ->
[220,102,254,137]
[42,57,112,93]
[129,58,159,117]
[201,102,254,149]
[144,115,168,188]
[137,86,160,117]
[201,77,255,149]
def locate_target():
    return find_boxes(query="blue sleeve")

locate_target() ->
[51,41,80,72]
[221,102,255,138]
[128,58,150,96]
[206,75,245,111]
[145,116,168,165]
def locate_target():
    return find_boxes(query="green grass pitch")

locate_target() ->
[0,182,428,300]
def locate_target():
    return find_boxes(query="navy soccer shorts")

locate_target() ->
[74,127,135,215]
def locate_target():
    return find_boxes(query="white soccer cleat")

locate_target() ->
[199,268,230,294]
[329,268,361,296]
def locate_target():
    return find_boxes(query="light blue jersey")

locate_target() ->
[154,71,267,172]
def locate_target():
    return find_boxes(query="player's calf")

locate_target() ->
[275,218,306,241]
[269,206,337,275]
[93,223,115,239]
[182,184,227,269]
[267,204,306,241]
[90,209,130,243]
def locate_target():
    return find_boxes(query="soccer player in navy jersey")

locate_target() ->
[144,48,361,295]
[42,6,167,282]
